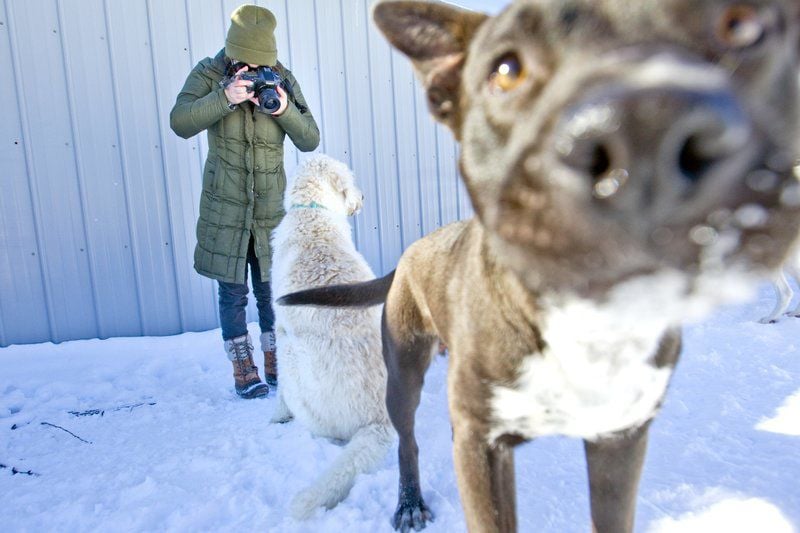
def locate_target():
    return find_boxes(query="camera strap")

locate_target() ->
[274,63,308,114]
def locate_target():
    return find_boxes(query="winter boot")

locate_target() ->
[225,334,269,399]
[261,331,278,387]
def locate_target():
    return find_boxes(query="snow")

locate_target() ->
[1,283,799,532]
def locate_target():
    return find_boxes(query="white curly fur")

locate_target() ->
[270,155,394,520]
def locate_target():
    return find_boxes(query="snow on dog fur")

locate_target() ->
[270,154,394,519]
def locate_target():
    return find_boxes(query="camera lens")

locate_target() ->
[262,96,280,113]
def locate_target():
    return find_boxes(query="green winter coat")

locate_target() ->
[169,49,320,284]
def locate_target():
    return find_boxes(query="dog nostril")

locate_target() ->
[678,134,716,183]
[589,143,612,180]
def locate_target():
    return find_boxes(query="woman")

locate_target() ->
[170,4,319,398]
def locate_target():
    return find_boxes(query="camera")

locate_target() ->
[240,66,283,113]
[223,61,284,113]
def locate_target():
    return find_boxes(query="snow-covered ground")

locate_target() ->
[1,283,799,533]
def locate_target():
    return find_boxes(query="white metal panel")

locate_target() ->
[58,0,142,339]
[149,0,220,332]
[7,0,97,342]
[437,127,462,226]
[367,24,402,271]
[391,47,423,251]
[283,0,323,163]
[366,1,404,273]
[105,0,182,336]
[414,84,445,238]
[183,0,231,327]
[0,0,51,346]
[313,0,350,166]
[340,0,383,272]
[262,0,299,176]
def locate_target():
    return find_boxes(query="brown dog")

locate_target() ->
[279,1,800,531]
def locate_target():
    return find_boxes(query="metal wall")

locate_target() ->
[0,0,473,347]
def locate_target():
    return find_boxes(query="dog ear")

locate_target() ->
[373,1,488,138]
[344,188,364,216]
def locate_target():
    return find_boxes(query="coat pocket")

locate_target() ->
[202,159,217,191]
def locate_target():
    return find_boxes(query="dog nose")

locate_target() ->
[556,85,751,200]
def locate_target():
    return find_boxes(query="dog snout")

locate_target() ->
[556,83,752,204]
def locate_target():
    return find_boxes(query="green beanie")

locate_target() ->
[225,5,277,66]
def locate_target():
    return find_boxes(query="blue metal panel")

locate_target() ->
[0,0,50,346]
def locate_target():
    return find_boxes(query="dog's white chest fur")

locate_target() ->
[489,290,675,442]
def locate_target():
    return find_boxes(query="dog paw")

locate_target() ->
[392,498,434,532]
[290,488,322,520]
[269,413,294,424]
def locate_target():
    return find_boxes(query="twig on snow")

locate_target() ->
[113,401,156,413]
[40,422,92,444]
[68,408,104,417]
[68,401,156,418]
[0,463,40,477]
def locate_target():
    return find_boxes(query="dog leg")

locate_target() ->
[784,262,800,317]
[452,429,519,533]
[384,324,437,531]
[291,422,394,520]
[269,388,294,424]
[584,422,650,533]
[759,271,792,323]
[489,439,519,532]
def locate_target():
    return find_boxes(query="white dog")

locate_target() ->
[270,155,394,519]
[760,251,800,323]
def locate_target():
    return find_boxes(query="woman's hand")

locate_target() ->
[270,85,289,116]
[224,65,253,106]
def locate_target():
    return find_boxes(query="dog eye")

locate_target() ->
[489,53,527,93]
[715,5,766,49]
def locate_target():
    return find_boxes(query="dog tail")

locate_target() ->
[277,270,395,308]
[290,423,394,520]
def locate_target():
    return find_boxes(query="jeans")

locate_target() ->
[218,236,275,341]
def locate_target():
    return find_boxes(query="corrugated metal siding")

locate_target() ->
[0,0,472,347]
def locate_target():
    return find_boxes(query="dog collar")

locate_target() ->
[290,201,327,210]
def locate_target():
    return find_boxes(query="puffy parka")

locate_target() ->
[170,49,319,284]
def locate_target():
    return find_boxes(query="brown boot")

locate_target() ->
[263,350,278,387]
[225,334,269,399]
[260,331,278,387]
